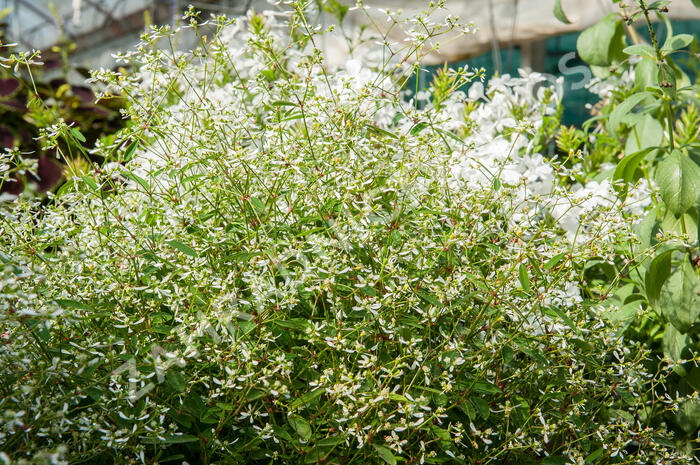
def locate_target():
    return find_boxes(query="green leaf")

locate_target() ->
[655,149,700,216]
[288,414,312,441]
[54,298,95,312]
[289,388,324,409]
[518,264,531,293]
[166,370,186,393]
[634,57,658,91]
[662,33,694,53]
[81,175,98,191]
[159,434,199,444]
[553,0,571,24]
[585,448,604,463]
[662,324,692,362]
[123,140,139,162]
[271,100,297,107]
[122,171,150,191]
[434,127,465,145]
[660,256,700,334]
[543,252,566,270]
[693,0,700,9]
[316,436,345,447]
[367,124,398,139]
[372,444,397,465]
[613,147,654,185]
[70,127,86,143]
[608,92,652,132]
[623,44,656,59]
[576,14,626,67]
[166,240,198,258]
[624,114,663,155]
[645,249,673,310]
[675,398,700,434]
[409,121,429,136]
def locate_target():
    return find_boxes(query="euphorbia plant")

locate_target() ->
[0,1,689,464]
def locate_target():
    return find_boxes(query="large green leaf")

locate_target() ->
[660,257,700,334]
[608,92,652,132]
[634,57,658,91]
[372,444,397,465]
[675,399,700,434]
[576,14,626,67]
[655,149,700,216]
[288,414,312,441]
[662,324,692,362]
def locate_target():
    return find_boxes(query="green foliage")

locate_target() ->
[558,0,700,454]
[0,3,687,464]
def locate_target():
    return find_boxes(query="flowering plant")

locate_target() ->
[0,2,687,464]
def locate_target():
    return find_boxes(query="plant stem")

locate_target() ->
[638,0,675,150]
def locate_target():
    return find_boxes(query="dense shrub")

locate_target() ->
[0,2,688,463]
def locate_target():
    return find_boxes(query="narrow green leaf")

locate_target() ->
[122,171,150,191]
[584,447,604,463]
[159,434,199,444]
[434,127,465,145]
[290,388,324,409]
[553,0,571,24]
[81,175,98,191]
[70,127,86,143]
[409,121,429,136]
[518,264,531,293]
[54,299,95,312]
[316,436,345,447]
[166,240,198,258]
[366,124,398,139]
[123,140,139,162]
[271,100,297,107]
[543,252,566,270]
